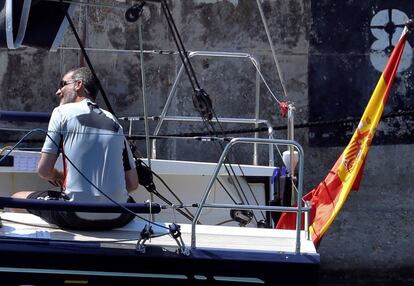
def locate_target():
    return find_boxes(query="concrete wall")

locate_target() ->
[0,0,412,284]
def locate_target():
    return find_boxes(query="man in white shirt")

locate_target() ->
[13,67,139,230]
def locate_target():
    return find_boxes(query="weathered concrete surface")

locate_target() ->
[0,0,413,284]
[316,145,414,285]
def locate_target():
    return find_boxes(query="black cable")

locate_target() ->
[58,1,191,220]
[160,1,198,91]
[231,153,267,221]
[60,0,250,226]
[215,219,234,226]
[161,0,201,90]
[159,0,213,120]
[117,103,414,129]
[124,108,414,139]
[216,178,238,204]
[208,108,266,222]
[211,107,265,218]
[1,128,170,231]
[59,0,116,115]
[148,189,196,222]
[150,170,197,220]
[162,0,200,89]
[130,148,199,223]
[196,109,263,223]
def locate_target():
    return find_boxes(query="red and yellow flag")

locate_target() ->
[276,26,411,247]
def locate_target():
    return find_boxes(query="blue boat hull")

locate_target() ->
[0,237,319,285]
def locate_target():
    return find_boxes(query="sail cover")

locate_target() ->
[0,0,75,51]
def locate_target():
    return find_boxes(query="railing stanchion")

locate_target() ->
[191,137,306,254]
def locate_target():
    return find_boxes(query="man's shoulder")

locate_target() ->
[49,102,86,125]
[100,108,117,120]
[55,101,86,114]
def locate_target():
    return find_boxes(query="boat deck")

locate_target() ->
[0,212,316,254]
[0,212,319,285]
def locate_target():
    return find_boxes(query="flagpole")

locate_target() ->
[278,18,414,247]
[402,19,414,38]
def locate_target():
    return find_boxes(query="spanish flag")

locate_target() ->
[276,23,412,247]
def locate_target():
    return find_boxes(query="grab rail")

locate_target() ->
[122,50,265,165]
[190,137,307,255]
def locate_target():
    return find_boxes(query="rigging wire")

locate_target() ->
[143,0,261,222]
[150,168,197,220]
[179,85,265,224]
[46,0,129,9]
[56,0,194,222]
[160,0,200,92]
[1,1,299,227]
[255,0,289,100]
[0,125,198,224]
[123,108,414,139]
[250,57,282,105]
[159,0,213,121]
[0,128,171,231]
[4,104,413,144]
[216,178,238,204]
[196,109,256,220]
[130,145,198,222]
[209,108,267,221]
[59,0,115,115]
[63,0,272,224]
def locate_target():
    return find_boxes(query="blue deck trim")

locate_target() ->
[0,110,51,122]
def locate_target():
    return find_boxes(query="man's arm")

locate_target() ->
[37,152,64,187]
[125,168,139,193]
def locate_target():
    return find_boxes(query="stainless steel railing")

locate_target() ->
[190,137,310,255]
[151,51,263,163]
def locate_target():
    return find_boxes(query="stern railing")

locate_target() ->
[190,137,310,254]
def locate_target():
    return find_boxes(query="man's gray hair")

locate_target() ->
[69,67,99,100]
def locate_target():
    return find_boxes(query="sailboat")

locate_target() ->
[8,0,410,285]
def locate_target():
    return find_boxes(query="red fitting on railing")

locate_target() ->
[279,102,288,117]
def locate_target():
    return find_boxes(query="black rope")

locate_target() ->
[59,0,116,115]
[130,145,199,223]
[216,178,238,204]
[160,0,199,91]
[196,111,255,222]
[159,0,213,120]
[60,0,257,225]
[208,103,266,222]
[124,108,414,139]
[3,108,413,142]
[59,1,197,221]
[141,161,199,222]
[210,108,266,221]
[0,128,170,231]
[151,171,197,220]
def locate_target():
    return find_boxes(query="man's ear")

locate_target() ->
[74,80,84,93]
